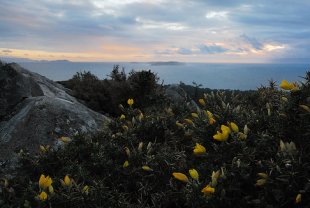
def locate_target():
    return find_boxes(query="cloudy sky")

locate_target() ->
[0,0,309,62]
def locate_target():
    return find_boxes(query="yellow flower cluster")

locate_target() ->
[172,169,220,197]
[39,174,53,190]
[172,168,199,183]
[38,174,89,201]
[212,122,248,142]
[38,174,53,201]
[279,80,299,91]
[255,172,268,186]
[213,125,231,142]
[206,110,216,125]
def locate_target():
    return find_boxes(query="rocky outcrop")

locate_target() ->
[0,63,107,165]
[165,84,187,103]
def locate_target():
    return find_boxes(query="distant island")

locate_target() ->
[148,61,185,66]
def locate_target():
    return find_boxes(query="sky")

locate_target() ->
[0,0,309,63]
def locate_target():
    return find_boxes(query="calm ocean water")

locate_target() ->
[19,61,309,90]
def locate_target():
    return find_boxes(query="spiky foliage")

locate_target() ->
[1,71,310,208]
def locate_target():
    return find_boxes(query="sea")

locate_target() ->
[18,61,309,90]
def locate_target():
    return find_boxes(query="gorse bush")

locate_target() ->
[1,70,310,208]
[59,66,164,116]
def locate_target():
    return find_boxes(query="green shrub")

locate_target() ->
[1,70,310,208]
[59,66,164,116]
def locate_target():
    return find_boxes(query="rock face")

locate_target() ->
[0,63,107,163]
[165,84,187,103]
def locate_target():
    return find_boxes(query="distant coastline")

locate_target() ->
[148,61,184,66]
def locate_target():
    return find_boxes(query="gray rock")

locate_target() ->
[165,84,187,103]
[165,84,200,110]
[0,63,108,165]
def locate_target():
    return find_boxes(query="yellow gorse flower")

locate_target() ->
[64,175,71,186]
[142,165,153,171]
[39,174,53,190]
[127,98,134,106]
[201,185,215,195]
[255,171,268,186]
[184,119,194,125]
[206,110,213,118]
[213,131,229,142]
[172,172,189,183]
[229,122,239,133]
[189,169,199,180]
[191,113,199,118]
[82,185,90,195]
[176,121,184,128]
[279,80,295,90]
[48,185,54,194]
[209,117,216,125]
[38,191,48,201]
[296,193,301,204]
[300,104,310,112]
[198,98,206,106]
[221,125,231,134]
[120,114,126,120]
[204,110,216,124]
[257,172,268,179]
[123,160,129,168]
[213,125,231,142]
[193,143,206,155]
[255,178,267,186]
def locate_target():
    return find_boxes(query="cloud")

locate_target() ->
[0,0,309,62]
[177,48,193,55]
[205,11,229,19]
[198,44,229,54]
[2,49,12,53]
[240,34,263,50]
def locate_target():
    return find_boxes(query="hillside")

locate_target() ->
[0,62,310,208]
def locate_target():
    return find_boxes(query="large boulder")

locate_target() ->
[0,63,107,165]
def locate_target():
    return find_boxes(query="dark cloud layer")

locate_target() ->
[240,35,263,50]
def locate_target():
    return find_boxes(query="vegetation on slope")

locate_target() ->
[1,69,310,208]
[58,65,165,116]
